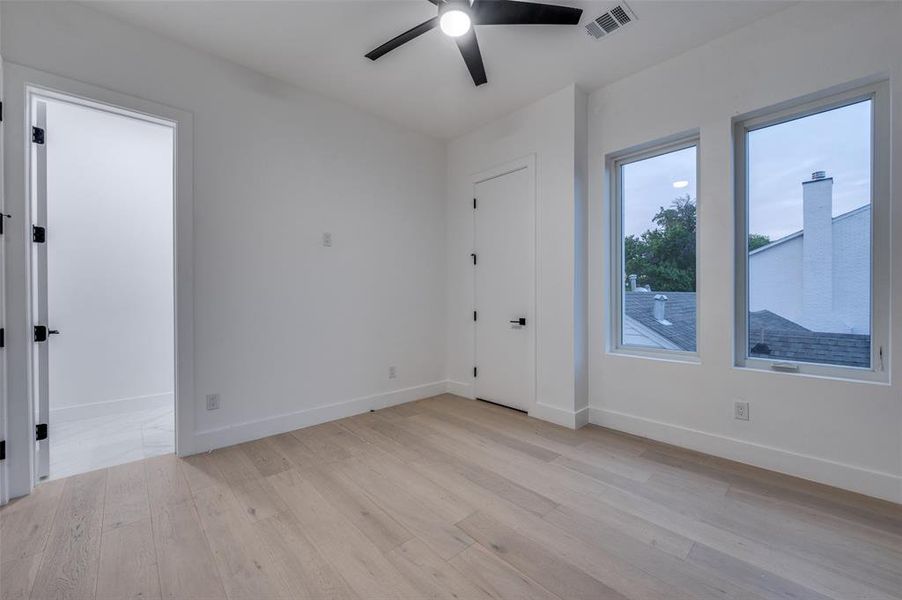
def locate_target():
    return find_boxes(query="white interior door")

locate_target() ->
[473,165,535,412]
[31,100,50,481]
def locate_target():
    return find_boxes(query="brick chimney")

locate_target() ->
[801,171,833,330]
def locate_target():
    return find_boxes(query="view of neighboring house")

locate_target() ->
[625,171,871,367]
[749,172,869,335]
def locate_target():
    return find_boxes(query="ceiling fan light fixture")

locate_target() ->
[440,9,471,37]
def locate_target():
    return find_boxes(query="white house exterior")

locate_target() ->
[749,173,870,335]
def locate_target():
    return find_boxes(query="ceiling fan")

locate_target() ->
[365,0,583,86]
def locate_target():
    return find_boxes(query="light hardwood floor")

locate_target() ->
[2,394,900,600]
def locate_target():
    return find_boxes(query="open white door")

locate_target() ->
[31,99,50,481]
[473,163,535,412]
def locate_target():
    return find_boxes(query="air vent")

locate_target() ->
[585,2,637,40]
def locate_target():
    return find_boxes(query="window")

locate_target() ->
[735,83,889,378]
[611,139,698,356]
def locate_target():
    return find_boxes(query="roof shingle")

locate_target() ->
[623,292,870,367]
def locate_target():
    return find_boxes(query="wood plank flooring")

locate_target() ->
[2,394,900,600]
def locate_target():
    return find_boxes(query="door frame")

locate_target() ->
[0,51,7,505]
[2,64,195,500]
[31,99,49,479]
[471,154,537,415]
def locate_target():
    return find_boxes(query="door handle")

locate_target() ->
[34,326,60,342]
[509,318,526,326]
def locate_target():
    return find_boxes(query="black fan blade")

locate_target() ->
[473,0,582,25]
[455,28,488,86]
[365,17,439,61]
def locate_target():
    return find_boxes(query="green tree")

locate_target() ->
[624,195,696,292]
[748,233,771,252]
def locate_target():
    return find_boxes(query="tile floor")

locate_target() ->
[48,403,174,480]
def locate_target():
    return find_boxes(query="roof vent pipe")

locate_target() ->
[653,294,669,323]
[628,274,638,291]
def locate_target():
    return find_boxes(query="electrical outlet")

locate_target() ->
[388,366,397,379]
[206,393,221,411]
[322,232,333,247]
[734,400,749,421]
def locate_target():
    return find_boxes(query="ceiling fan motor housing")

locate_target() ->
[439,0,473,17]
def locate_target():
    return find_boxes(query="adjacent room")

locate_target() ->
[37,94,175,480]
[0,1,899,599]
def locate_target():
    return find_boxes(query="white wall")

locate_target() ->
[749,235,803,321]
[45,100,174,419]
[832,208,871,334]
[588,1,902,502]
[445,84,588,428]
[2,1,447,455]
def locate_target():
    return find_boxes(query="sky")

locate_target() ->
[622,146,696,237]
[747,99,871,239]
[621,100,871,240]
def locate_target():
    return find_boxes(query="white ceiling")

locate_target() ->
[88,0,792,139]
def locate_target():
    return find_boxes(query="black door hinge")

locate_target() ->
[33,225,46,243]
[36,424,48,441]
[0,328,4,348]
[0,101,3,122]
[0,440,5,461]
[473,198,477,210]
[473,311,477,322]
[471,253,477,265]
[0,213,10,235]
[473,366,478,378]
[32,126,45,144]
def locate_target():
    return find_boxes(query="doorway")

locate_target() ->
[31,93,176,480]
[473,159,536,412]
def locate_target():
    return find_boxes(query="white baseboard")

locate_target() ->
[442,382,588,430]
[444,380,474,398]
[193,381,448,453]
[529,402,589,430]
[589,407,902,504]
[51,392,173,423]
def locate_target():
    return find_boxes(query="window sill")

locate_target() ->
[734,360,889,385]
[608,346,701,365]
